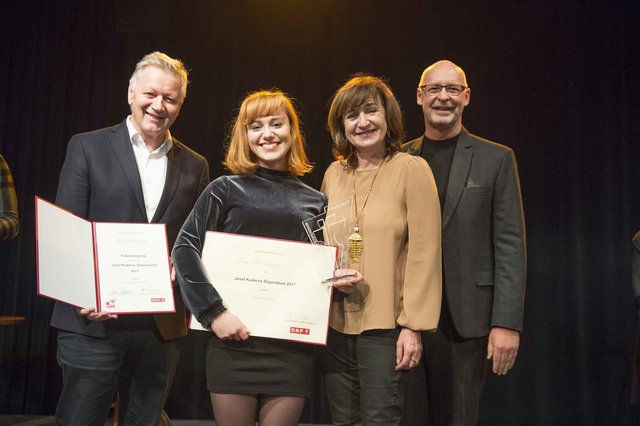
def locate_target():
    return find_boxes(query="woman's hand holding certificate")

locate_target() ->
[211,310,251,341]
[328,269,363,295]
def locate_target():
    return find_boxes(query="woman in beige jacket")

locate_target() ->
[319,74,442,425]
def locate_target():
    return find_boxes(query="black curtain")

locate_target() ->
[1,1,639,424]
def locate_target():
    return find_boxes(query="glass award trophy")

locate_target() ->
[302,198,354,273]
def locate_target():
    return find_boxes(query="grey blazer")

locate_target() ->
[51,120,209,340]
[402,129,526,338]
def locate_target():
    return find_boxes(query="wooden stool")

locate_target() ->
[0,316,25,325]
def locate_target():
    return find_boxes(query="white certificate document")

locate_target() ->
[191,231,337,345]
[35,197,175,313]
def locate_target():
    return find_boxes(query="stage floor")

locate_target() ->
[0,416,327,426]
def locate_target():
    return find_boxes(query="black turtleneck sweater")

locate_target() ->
[418,134,459,211]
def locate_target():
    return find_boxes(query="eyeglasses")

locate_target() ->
[419,84,468,96]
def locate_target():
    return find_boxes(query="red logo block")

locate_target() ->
[290,327,310,335]
[150,298,165,303]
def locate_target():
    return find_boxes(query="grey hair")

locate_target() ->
[129,51,189,101]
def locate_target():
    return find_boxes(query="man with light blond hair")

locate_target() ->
[52,51,209,425]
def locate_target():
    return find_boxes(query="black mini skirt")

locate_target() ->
[206,335,314,398]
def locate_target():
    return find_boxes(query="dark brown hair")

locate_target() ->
[327,74,404,166]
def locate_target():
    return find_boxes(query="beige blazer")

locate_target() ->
[321,152,442,334]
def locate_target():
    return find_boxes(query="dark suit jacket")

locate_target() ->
[402,129,526,338]
[51,120,209,340]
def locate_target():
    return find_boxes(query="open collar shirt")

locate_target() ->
[126,116,172,222]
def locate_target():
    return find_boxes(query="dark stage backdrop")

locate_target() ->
[1,1,639,424]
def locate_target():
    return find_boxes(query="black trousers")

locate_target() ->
[404,303,488,426]
[319,327,410,426]
[55,329,179,426]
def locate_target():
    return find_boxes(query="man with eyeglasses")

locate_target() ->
[402,60,526,425]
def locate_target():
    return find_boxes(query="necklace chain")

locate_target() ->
[352,163,384,228]
[348,158,385,265]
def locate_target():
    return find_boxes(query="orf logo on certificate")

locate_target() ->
[290,327,310,335]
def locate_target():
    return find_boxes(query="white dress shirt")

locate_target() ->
[126,117,172,222]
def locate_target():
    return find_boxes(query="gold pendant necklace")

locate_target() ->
[348,159,385,265]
